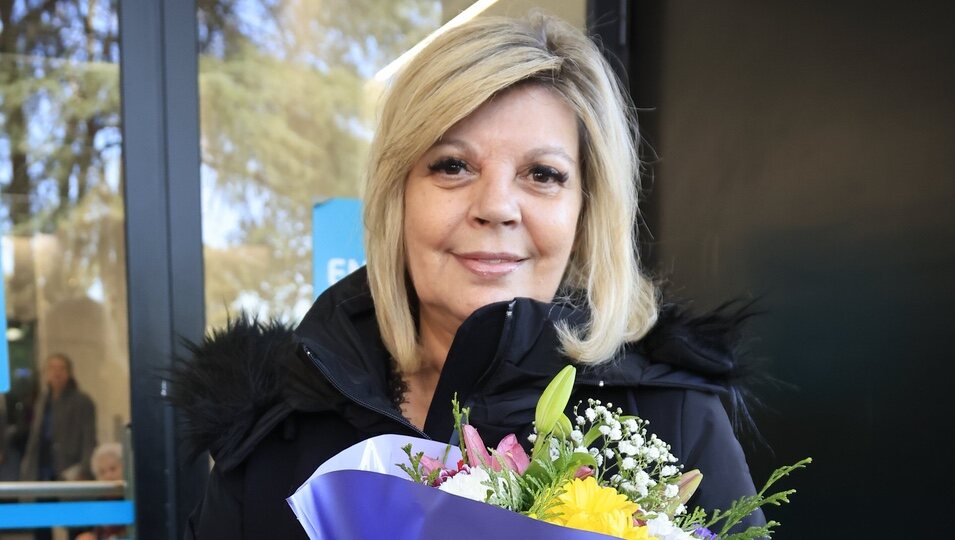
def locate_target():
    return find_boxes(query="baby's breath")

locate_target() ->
[524,398,686,514]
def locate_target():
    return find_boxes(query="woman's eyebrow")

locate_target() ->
[526,146,577,166]
[429,139,576,166]
[430,137,474,154]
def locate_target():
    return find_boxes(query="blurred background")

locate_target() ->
[0,0,951,538]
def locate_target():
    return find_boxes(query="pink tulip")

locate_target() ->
[495,434,531,474]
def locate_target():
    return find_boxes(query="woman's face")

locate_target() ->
[46,357,70,393]
[404,85,582,331]
[94,454,123,481]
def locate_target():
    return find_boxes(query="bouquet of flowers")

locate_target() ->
[288,366,808,540]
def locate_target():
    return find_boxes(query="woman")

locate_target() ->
[75,442,128,540]
[20,353,97,540]
[174,14,764,538]
[21,353,96,483]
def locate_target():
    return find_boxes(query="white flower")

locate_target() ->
[647,447,661,461]
[576,416,586,426]
[585,408,597,422]
[438,468,491,502]
[609,427,622,441]
[621,457,636,470]
[604,448,615,459]
[645,513,696,540]
[598,425,611,436]
[549,447,560,461]
[618,441,638,455]
[661,465,678,477]
[665,484,679,498]
[527,433,537,443]
[634,471,651,488]
[570,430,584,443]
[631,434,645,447]
[625,419,638,431]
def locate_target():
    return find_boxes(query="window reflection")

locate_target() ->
[0,0,129,532]
[198,0,443,328]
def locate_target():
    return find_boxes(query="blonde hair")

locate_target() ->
[364,14,658,372]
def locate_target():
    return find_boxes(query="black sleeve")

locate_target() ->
[185,462,244,540]
[80,395,97,479]
[679,389,766,532]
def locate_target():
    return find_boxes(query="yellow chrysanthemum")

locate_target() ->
[540,477,657,540]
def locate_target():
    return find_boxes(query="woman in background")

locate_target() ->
[20,353,96,483]
[75,442,127,540]
[21,353,96,540]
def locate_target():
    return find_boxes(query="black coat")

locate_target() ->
[21,382,97,481]
[173,269,764,539]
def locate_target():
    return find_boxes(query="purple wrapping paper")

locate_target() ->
[287,434,616,540]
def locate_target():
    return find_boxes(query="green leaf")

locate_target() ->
[562,451,598,472]
[581,425,603,447]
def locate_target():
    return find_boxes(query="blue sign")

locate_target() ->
[0,249,8,393]
[312,198,365,297]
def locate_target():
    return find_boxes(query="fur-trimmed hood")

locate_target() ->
[169,268,757,470]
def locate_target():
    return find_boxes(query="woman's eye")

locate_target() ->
[428,157,469,176]
[529,165,569,184]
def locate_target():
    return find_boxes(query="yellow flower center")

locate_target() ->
[539,477,656,540]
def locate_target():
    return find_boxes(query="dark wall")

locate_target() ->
[635,1,954,536]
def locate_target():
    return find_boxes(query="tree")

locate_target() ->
[196,0,440,328]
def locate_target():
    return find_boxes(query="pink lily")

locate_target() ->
[419,455,447,476]
[463,424,494,468]
[495,434,531,475]
[462,425,531,474]
[574,466,593,479]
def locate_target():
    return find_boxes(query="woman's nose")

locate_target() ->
[469,167,521,227]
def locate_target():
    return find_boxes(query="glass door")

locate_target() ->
[0,1,134,537]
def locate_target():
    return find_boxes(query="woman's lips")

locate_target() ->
[453,252,525,276]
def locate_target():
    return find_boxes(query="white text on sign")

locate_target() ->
[327,258,364,285]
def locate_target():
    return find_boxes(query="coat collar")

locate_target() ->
[173,266,748,470]
[292,268,729,441]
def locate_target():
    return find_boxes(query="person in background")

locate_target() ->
[20,353,97,482]
[19,353,96,540]
[89,442,123,483]
[75,442,127,540]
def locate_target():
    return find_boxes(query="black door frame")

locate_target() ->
[119,1,206,538]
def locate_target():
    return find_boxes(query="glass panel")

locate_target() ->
[0,0,130,536]
[197,0,585,329]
